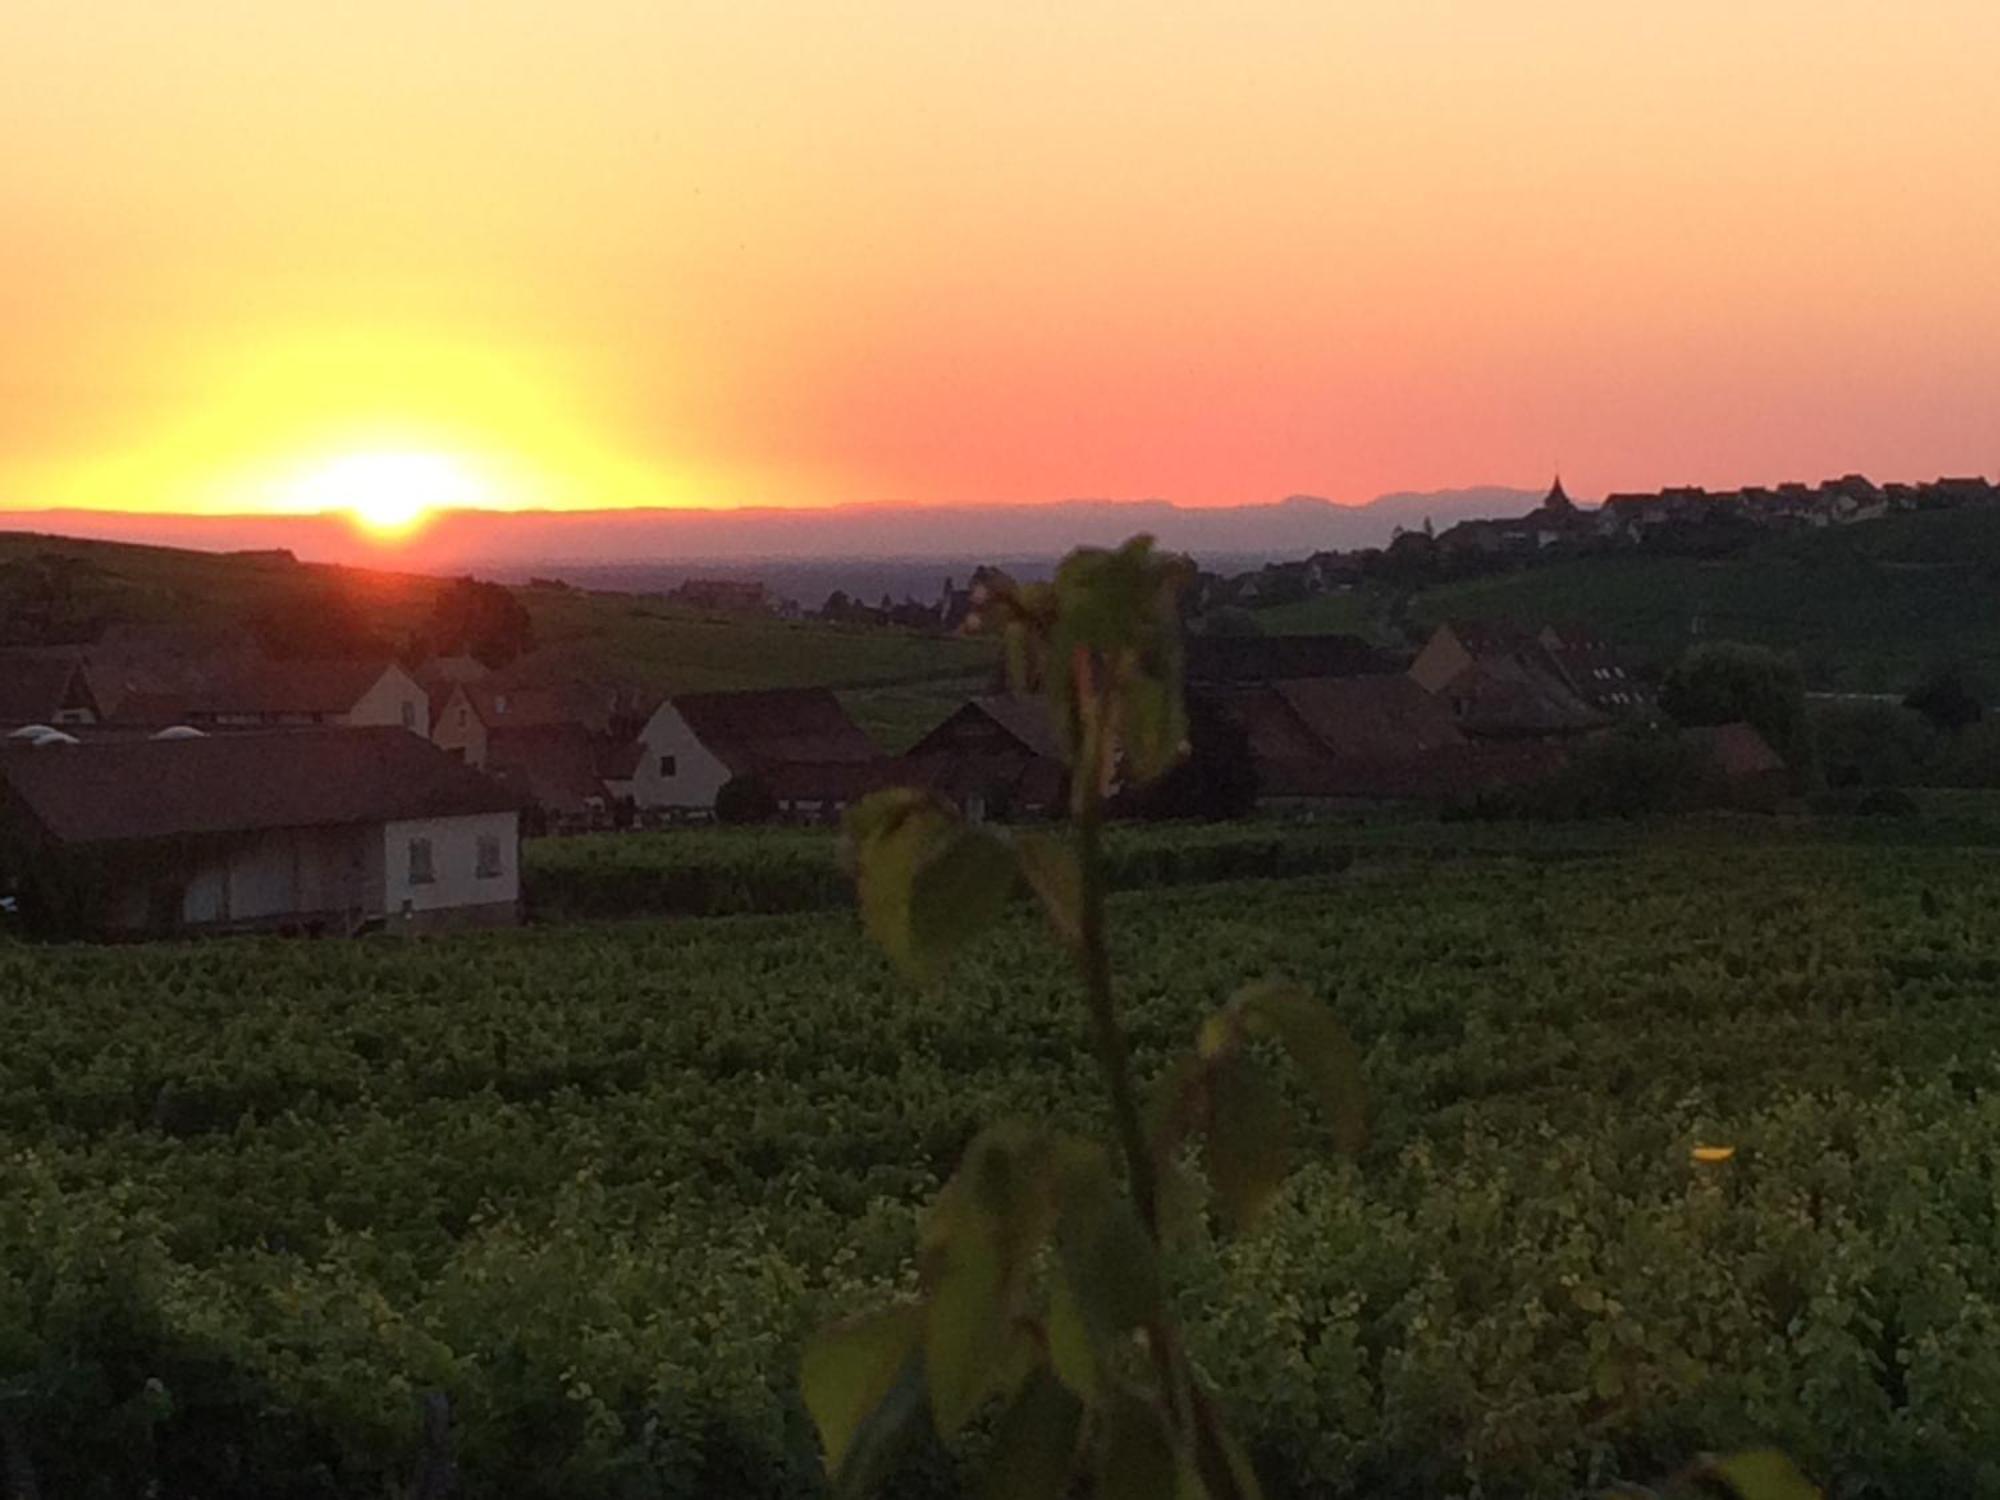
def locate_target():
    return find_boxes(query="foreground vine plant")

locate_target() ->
[801,537,1365,1499]
[802,535,1823,1500]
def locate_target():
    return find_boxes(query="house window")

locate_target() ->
[659,753,678,777]
[457,706,468,728]
[401,700,417,730]
[494,693,510,714]
[408,837,436,885]
[476,834,503,879]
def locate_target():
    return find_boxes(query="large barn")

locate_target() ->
[0,726,522,937]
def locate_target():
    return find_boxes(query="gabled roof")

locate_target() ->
[1271,675,1466,759]
[907,695,1067,764]
[485,723,633,816]
[459,680,613,731]
[1185,634,1396,684]
[1683,721,1785,779]
[0,727,518,845]
[1443,654,1606,736]
[669,688,879,773]
[112,659,404,724]
[0,653,96,725]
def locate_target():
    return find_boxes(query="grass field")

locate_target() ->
[9,823,2000,1496]
[1255,507,2000,691]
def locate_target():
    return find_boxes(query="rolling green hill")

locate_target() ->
[1256,506,2000,692]
[0,530,993,744]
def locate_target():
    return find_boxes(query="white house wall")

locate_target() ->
[347,664,432,736]
[628,702,735,810]
[382,810,520,917]
[431,686,488,766]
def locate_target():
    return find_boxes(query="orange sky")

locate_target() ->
[3,1,1997,524]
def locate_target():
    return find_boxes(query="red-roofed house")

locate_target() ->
[0,727,520,936]
[1210,675,1567,808]
[629,688,885,816]
[904,695,1067,819]
[1410,621,1613,739]
[432,678,630,768]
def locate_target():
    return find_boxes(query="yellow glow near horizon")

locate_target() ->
[279,451,492,538]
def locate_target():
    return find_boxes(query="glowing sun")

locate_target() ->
[281,451,492,536]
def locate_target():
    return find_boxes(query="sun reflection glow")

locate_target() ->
[279,451,493,537]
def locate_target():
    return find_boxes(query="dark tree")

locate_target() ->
[423,577,534,668]
[1660,641,1812,781]
[1905,666,1984,734]
[254,587,392,659]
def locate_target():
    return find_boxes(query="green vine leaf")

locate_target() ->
[1698,1450,1822,1500]
[1015,831,1083,949]
[1045,1269,1101,1405]
[981,1368,1085,1500]
[918,1124,1067,1435]
[1054,1150,1161,1343]
[848,790,1016,981]
[1203,1052,1292,1234]
[1233,980,1368,1156]
[800,1303,927,1495]
[1095,1394,1183,1500]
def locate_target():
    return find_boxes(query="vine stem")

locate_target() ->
[1070,680,1210,1465]
[1071,710,1161,1241]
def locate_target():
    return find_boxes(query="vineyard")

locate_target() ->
[8,836,2000,1495]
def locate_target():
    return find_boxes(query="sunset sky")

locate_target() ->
[3,1,1997,530]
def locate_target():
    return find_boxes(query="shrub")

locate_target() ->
[1503,729,1712,821]
[715,774,778,826]
[1932,719,2000,788]
[1809,701,1937,788]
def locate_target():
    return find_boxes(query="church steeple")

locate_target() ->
[1544,474,1572,510]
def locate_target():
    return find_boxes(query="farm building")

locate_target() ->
[485,721,644,831]
[0,727,521,937]
[432,677,635,769]
[905,695,1066,820]
[111,659,432,735]
[628,688,885,816]
[1211,675,1566,809]
[1410,621,1612,739]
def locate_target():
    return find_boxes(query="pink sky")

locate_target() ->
[2,2,1996,533]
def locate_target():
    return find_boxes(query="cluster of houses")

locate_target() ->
[0,610,1786,939]
[1211,471,2000,608]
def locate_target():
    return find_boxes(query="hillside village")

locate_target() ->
[1,469,1996,940]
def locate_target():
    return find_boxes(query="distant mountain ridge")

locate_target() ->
[0,487,1543,575]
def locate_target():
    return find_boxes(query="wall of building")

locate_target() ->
[347,665,432,736]
[1408,627,1473,694]
[626,703,734,810]
[102,825,379,933]
[431,688,489,766]
[381,810,520,920]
